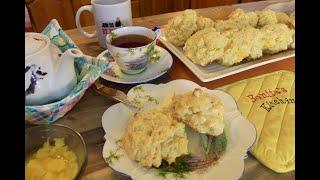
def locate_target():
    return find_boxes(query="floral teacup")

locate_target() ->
[106,26,161,74]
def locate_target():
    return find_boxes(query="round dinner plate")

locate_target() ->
[101,79,257,180]
[97,46,173,84]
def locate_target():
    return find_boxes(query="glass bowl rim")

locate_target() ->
[25,124,88,180]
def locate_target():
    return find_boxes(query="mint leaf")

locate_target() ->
[211,131,227,153]
[157,154,192,179]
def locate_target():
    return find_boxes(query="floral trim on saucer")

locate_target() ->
[105,146,123,165]
[127,86,159,107]
[102,48,160,78]
[98,45,172,84]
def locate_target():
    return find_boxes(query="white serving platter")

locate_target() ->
[159,31,294,82]
[158,1,295,82]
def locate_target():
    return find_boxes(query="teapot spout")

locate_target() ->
[56,48,82,76]
[63,48,83,59]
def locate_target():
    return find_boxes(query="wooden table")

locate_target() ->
[56,0,295,179]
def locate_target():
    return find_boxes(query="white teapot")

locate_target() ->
[25,32,82,105]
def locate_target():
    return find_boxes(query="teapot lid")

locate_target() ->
[25,33,48,57]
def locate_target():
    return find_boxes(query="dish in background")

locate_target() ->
[25,124,87,180]
[165,8,294,66]
[159,2,295,82]
[97,46,173,84]
[160,32,294,82]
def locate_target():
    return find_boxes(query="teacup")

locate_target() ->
[105,26,161,75]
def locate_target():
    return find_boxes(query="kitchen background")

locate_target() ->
[25,0,262,32]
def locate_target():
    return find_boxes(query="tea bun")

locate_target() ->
[121,109,188,167]
[172,88,224,136]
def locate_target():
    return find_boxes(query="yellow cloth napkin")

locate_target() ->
[218,70,294,173]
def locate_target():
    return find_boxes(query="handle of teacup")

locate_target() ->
[152,26,161,40]
[76,5,97,38]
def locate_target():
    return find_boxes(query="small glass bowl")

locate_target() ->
[25,124,87,179]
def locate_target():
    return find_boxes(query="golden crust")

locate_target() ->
[172,88,224,136]
[184,27,263,66]
[228,8,258,28]
[196,16,215,31]
[257,10,278,27]
[261,23,294,54]
[165,9,198,46]
[165,8,295,67]
[290,30,295,49]
[275,12,291,27]
[289,12,295,28]
[121,109,188,168]
[183,28,228,66]
[219,27,263,66]
[214,8,258,32]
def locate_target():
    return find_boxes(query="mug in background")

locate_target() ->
[76,0,132,48]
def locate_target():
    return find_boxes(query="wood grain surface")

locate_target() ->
[191,0,240,9]
[53,0,295,179]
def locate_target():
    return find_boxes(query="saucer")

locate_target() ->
[97,46,173,84]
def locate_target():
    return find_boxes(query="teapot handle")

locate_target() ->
[152,26,161,40]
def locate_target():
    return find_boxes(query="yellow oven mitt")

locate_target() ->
[218,70,294,173]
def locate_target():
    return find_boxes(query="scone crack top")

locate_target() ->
[165,9,198,47]
[121,109,188,168]
[172,88,225,136]
[183,28,228,66]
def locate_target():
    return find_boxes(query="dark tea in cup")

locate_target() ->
[111,34,153,48]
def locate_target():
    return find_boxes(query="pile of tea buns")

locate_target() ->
[165,9,295,66]
[121,88,224,167]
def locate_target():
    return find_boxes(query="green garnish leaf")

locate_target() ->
[211,131,227,153]
[133,86,144,91]
[132,98,141,105]
[146,95,159,104]
[158,169,169,178]
[200,130,227,157]
[105,149,122,165]
[157,154,192,179]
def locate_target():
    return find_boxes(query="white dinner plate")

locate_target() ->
[101,79,257,180]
